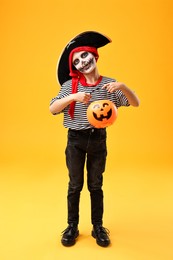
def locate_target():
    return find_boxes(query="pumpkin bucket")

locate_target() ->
[87,100,118,128]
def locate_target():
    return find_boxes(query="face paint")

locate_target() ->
[72,51,97,74]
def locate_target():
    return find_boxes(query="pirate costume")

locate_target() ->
[50,31,130,247]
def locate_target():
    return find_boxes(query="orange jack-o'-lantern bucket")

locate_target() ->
[87,100,118,128]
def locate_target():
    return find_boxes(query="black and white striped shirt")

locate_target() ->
[50,76,130,130]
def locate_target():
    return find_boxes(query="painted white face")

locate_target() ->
[72,51,97,74]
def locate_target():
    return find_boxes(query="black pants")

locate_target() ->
[65,128,107,226]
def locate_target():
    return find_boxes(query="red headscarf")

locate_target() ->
[68,46,100,119]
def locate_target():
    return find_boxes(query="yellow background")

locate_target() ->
[1,0,173,259]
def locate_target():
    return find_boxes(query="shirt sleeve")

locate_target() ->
[50,80,72,105]
[114,90,130,108]
[49,80,72,114]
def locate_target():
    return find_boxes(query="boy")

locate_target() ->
[50,31,140,247]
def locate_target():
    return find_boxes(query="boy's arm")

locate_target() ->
[49,94,74,114]
[102,82,140,107]
[49,92,91,114]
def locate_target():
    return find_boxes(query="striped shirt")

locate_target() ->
[50,76,130,130]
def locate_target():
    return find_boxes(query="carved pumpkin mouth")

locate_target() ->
[93,108,112,121]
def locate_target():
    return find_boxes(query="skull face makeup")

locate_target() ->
[72,51,97,74]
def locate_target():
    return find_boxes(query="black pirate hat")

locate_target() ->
[57,31,111,85]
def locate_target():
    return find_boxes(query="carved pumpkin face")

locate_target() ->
[87,100,118,128]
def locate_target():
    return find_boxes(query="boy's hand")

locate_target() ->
[102,81,122,93]
[73,92,91,104]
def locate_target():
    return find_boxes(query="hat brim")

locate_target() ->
[57,31,111,85]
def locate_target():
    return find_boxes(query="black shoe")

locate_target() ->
[92,225,110,247]
[61,223,79,246]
